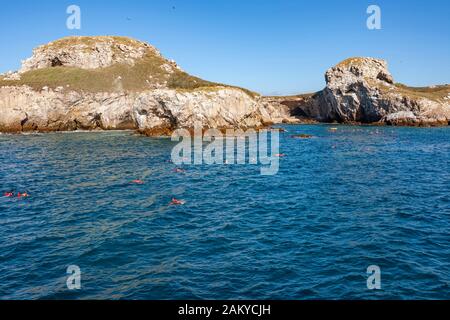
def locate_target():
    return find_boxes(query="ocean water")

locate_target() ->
[0,125,449,300]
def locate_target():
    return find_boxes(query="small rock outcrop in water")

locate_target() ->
[321,58,450,125]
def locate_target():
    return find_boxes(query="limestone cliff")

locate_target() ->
[321,58,450,125]
[19,36,159,73]
[0,85,271,133]
[269,58,449,126]
[0,36,293,134]
[1,37,449,132]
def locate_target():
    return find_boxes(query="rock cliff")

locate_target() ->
[19,36,158,73]
[320,57,450,125]
[0,85,271,132]
[1,37,449,133]
[0,36,291,134]
[269,57,449,126]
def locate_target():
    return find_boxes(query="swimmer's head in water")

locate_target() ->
[170,198,185,205]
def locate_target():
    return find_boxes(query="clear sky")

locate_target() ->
[1,0,449,95]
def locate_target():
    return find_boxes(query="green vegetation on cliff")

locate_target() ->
[0,36,257,97]
[0,54,229,93]
[394,84,450,102]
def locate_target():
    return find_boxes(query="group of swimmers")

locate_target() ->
[131,169,186,205]
[3,192,29,198]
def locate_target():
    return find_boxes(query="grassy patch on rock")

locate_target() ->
[336,57,373,68]
[0,54,219,92]
[39,36,145,51]
[0,36,257,98]
[394,84,450,102]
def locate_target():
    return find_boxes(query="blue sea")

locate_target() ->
[0,125,449,300]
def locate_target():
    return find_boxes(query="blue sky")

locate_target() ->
[1,0,449,95]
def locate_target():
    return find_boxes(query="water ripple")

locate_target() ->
[0,126,449,299]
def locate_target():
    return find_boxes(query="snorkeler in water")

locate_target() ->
[3,192,29,198]
[170,198,185,205]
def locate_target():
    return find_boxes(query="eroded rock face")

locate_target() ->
[2,35,448,133]
[134,88,265,129]
[322,58,395,122]
[0,86,132,132]
[321,57,450,125]
[261,93,328,123]
[20,36,180,73]
[0,86,269,133]
[0,36,275,134]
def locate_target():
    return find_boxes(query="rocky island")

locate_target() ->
[268,58,450,126]
[0,36,449,134]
